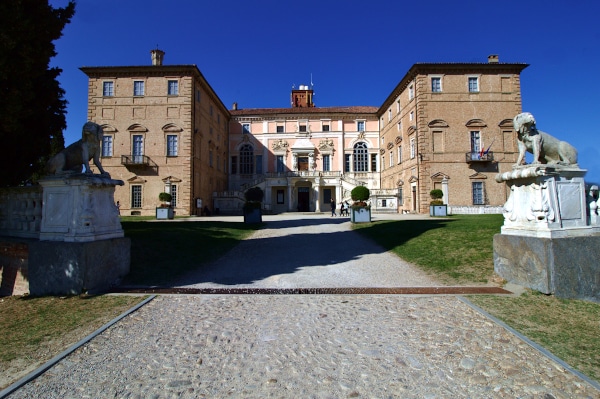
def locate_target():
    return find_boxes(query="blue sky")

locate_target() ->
[49,0,600,182]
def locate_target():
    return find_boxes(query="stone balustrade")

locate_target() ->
[0,186,43,239]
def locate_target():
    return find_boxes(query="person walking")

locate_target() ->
[330,198,336,217]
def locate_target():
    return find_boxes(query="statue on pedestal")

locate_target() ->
[45,121,108,176]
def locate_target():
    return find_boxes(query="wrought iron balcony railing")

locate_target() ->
[121,155,151,166]
[465,151,494,163]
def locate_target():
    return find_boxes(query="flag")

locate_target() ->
[483,139,495,156]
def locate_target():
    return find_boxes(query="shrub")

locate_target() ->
[158,192,172,203]
[430,189,443,200]
[351,186,370,202]
[430,199,444,205]
[244,187,264,203]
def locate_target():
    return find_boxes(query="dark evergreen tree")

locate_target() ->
[0,0,75,186]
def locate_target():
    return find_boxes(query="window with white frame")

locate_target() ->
[468,76,479,93]
[133,81,144,96]
[410,137,416,159]
[431,77,441,92]
[408,84,414,100]
[131,185,142,208]
[276,124,284,133]
[390,151,393,167]
[168,80,178,95]
[410,111,414,121]
[170,185,177,207]
[132,135,144,163]
[472,181,484,205]
[398,186,403,205]
[240,144,254,174]
[396,100,401,113]
[322,121,330,132]
[322,154,330,171]
[388,109,392,121]
[103,81,114,97]
[398,146,402,163]
[353,142,368,172]
[166,135,178,156]
[397,121,401,131]
[102,135,113,157]
[242,123,250,134]
[470,131,481,154]
[371,154,377,172]
[357,120,365,132]
[344,154,351,172]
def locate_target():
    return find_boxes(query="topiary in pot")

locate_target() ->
[351,186,370,208]
[430,189,443,205]
[243,187,264,212]
[159,192,172,207]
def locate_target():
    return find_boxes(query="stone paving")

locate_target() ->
[6,214,600,398]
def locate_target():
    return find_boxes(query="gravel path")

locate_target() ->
[6,214,600,398]
[173,215,438,289]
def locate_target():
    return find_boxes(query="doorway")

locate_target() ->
[297,187,310,211]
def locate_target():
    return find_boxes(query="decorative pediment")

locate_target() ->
[272,139,289,151]
[101,124,118,133]
[465,119,487,128]
[498,119,514,129]
[127,176,146,184]
[469,172,488,179]
[162,176,182,183]
[408,175,419,183]
[407,126,417,136]
[318,138,335,152]
[431,172,450,181]
[396,179,404,187]
[127,124,148,132]
[428,119,449,128]
[395,136,402,144]
[162,123,183,132]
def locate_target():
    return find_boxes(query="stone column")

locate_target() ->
[287,183,294,211]
[314,180,321,212]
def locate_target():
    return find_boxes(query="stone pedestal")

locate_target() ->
[494,165,600,302]
[39,174,124,242]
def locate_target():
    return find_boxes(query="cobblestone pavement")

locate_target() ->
[9,295,599,398]
[7,214,600,398]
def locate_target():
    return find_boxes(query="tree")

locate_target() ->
[0,0,75,186]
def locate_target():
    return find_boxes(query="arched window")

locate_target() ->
[353,142,368,172]
[240,144,254,174]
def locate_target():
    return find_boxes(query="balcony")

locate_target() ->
[121,155,151,167]
[466,151,494,163]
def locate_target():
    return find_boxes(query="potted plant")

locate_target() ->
[156,192,174,219]
[243,187,263,223]
[429,189,447,216]
[350,186,371,223]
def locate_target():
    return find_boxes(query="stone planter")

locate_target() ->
[156,207,174,220]
[243,207,262,223]
[351,207,371,223]
[429,204,447,216]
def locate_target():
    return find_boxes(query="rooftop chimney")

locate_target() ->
[488,54,499,64]
[151,49,165,66]
[232,102,238,110]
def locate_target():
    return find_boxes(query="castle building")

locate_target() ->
[81,51,528,216]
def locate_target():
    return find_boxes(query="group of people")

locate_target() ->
[330,199,351,217]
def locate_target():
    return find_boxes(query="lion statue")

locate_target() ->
[46,121,108,175]
[513,112,577,167]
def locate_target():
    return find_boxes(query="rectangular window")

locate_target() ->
[196,90,201,102]
[398,187,403,205]
[388,109,392,121]
[470,131,481,153]
[242,123,250,134]
[133,81,144,96]
[132,135,144,163]
[209,150,213,167]
[322,154,330,171]
[408,84,414,100]
[231,156,237,174]
[389,152,393,167]
[299,124,307,132]
[381,156,385,170]
[276,125,284,133]
[322,124,330,132]
[131,185,142,208]
[277,189,284,204]
[397,121,401,132]
[371,154,377,172]
[167,135,178,156]
[396,100,401,112]
[256,155,263,174]
[431,77,441,92]
[102,135,113,157]
[170,185,177,207]
[410,111,414,121]
[168,80,179,95]
[382,199,387,207]
[398,146,402,163]
[410,137,416,159]
[472,182,484,205]
[468,77,479,93]
[103,81,114,97]
[344,154,351,172]
[276,155,285,172]
[357,121,365,132]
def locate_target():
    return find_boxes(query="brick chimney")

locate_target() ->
[488,54,499,63]
[151,49,165,66]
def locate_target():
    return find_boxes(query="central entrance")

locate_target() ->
[297,187,310,211]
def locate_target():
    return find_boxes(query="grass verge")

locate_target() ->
[0,295,145,389]
[352,214,503,284]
